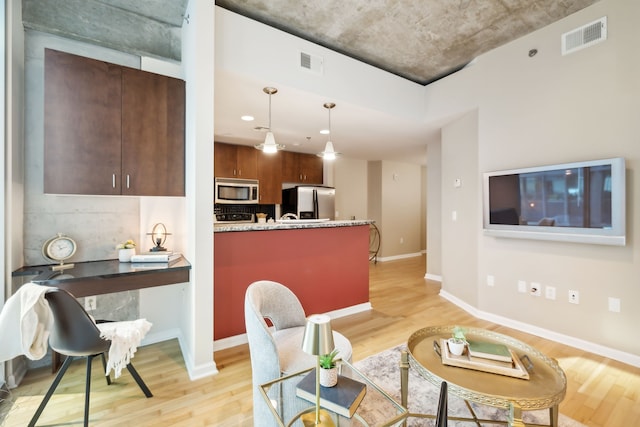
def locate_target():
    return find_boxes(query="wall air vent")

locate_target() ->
[299,51,323,75]
[562,16,607,56]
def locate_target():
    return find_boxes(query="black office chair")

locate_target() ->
[435,381,448,427]
[29,288,152,427]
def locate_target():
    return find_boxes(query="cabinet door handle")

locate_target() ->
[234,169,237,176]
[238,169,241,176]
[126,174,130,189]
[112,174,116,188]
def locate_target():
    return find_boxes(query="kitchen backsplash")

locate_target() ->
[214,204,276,221]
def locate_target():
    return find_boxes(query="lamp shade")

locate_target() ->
[320,141,337,160]
[301,314,335,356]
[262,131,278,153]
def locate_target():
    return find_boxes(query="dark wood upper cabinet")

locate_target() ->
[256,152,282,204]
[282,151,323,184]
[44,49,122,195]
[214,142,257,179]
[44,49,185,196]
[121,68,185,196]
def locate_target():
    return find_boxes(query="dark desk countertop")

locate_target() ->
[13,257,191,297]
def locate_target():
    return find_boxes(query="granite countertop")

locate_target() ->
[213,219,373,233]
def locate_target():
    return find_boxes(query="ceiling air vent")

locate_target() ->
[300,51,323,75]
[562,16,607,56]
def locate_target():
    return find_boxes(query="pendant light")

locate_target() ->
[317,102,340,160]
[254,87,285,154]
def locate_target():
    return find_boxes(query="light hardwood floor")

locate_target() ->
[2,256,639,426]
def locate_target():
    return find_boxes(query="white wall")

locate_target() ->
[426,139,442,280]
[366,160,423,259]
[1,0,7,387]
[427,0,640,364]
[181,0,216,379]
[3,0,26,387]
[380,161,423,258]
[333,157,367,220]
[440,111,479,304]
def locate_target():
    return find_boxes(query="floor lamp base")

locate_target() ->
[301,409,336,427]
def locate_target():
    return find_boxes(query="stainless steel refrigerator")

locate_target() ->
[281,185,335,220]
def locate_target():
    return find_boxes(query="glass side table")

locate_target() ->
[260,359,408,427]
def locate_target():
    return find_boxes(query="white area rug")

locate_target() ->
[353,345,586,427]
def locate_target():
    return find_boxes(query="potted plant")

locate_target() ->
[116,239,136,262]
[318,349,339,387]
[448,326,467,356]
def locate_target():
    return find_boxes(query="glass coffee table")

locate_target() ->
[401,326,567,427]
[260,359,408,426]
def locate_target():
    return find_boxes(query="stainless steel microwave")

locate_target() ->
[215,178,259,204]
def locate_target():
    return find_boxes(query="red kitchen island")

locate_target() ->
[213,220,372,343]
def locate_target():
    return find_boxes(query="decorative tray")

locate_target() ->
[438,338,530,380]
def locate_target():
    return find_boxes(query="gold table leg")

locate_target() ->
[549,404,559,427]
[508,403,525,427]
[400,350,410,427]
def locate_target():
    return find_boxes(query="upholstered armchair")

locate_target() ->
[244,280,353,427]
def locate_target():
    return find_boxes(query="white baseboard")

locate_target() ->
[143,328,219,381]
[6,357,27,389]
[213,302,373,351]
[425,273,442,282]
[376,252,423,262]
[439,290,640,368]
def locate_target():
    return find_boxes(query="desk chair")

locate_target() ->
[29,288,152,427]
[245,280,353,427]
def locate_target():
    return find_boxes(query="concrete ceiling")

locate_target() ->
[23,0,600,166]
[216,0,600,85]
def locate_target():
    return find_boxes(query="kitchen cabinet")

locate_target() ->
[256,152,282,204]
[44,49,185,196]
[282,151,323,184]
[121,68,185,196]
[214,142,257,179]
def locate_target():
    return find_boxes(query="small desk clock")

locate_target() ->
[42,233,77,271]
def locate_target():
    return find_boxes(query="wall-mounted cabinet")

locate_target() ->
[214,142,257,179]
[257,153,282,204]
[43,49,185,196]
[282,151,323,184]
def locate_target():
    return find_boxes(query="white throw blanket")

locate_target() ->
[0,283,54,362]
[0,283,152,379]
[98,319,152,378]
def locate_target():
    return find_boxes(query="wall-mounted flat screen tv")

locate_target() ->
[483,157,625,245]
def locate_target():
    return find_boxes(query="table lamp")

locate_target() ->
[300,314,336,427]
[147,223,171,252]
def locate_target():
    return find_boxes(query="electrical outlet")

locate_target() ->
[568,290,580,304]
[608,297,621,312]
[487,275,495,287]
[85,296,97,311]
[545,286,556,300]
[517,280,527,293]
[530,282,541,297]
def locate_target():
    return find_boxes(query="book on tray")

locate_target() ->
[296,369,367,418]
[130,252,181,263]
[466,340,513,363]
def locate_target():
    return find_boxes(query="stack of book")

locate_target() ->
[440,338,529,379]
[296,369,367,418]
[130,252,181,264]
[466,340,513,366]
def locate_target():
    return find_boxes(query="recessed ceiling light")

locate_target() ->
[241,115,254,121]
